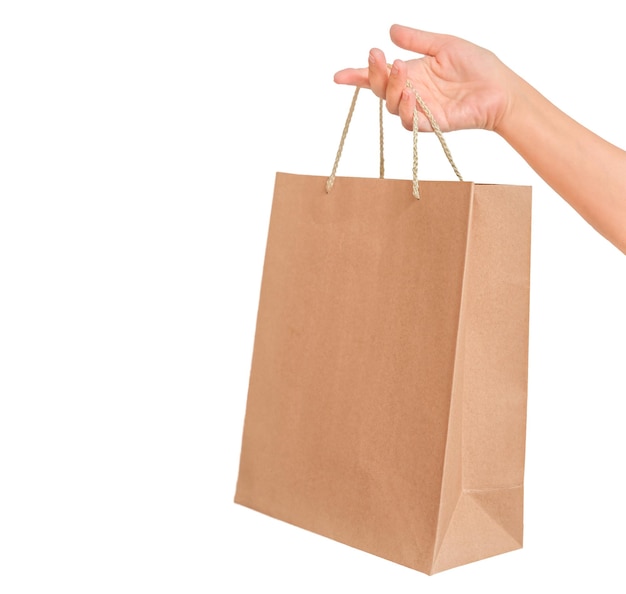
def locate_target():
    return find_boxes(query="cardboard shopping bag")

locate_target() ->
[235,87,532,575]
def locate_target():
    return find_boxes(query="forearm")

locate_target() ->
[496,72,626,253]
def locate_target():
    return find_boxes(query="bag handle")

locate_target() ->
[325,82,463,199]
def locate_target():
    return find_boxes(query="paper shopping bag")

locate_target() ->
[235,89,532,575]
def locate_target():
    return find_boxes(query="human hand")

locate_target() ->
[334,24,518,133]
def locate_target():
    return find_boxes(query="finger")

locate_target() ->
[389,24,453,56]
[368,48,390,99]
[398,88,434,132]
[334,67,371,88]
[398,88,416,131]
[385,59,407,115]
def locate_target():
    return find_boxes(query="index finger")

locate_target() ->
[390,24,454,56]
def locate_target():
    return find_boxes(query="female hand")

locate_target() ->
[334,24,519,134]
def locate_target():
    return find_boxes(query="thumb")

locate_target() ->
[389,24,452,56]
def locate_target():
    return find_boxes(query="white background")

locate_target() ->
[1,1,625,592]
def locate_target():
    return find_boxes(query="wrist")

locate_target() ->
[492,67,529,137]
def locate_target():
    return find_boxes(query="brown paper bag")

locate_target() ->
[235,89,532,575]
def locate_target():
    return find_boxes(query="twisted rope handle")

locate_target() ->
[325,87,386,193]
[326,83,463,199]
[407,80,463,199]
